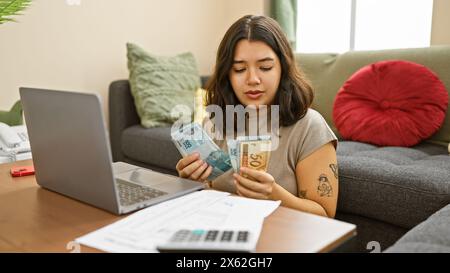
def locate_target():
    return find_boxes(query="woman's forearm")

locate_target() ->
[271,183,329,217]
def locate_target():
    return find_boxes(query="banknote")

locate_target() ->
[226,139,238,172]
[227,135,271,172]
[171,122,232,180]
[239,138,271,178]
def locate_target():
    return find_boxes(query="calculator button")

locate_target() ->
[237,231,249,242]
[171,230,190,242]
[172,235,187,242]
[177,230,190,235]
[189,234,202,242]
[221,231,234,242]
[205,230,219,241]
[192,229,205,235]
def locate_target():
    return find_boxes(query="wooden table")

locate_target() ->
[0,160,356,253]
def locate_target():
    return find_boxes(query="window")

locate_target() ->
[297,0,352,53]
[297,0,434,53]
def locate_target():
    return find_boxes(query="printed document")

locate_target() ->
[76,190,280,252]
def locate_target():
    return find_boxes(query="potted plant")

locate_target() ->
[0,0,32,125]
[0,0,32,24]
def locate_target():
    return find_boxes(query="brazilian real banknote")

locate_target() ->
[227,135,271,173]
[226,139,239,172]
[171,122,232,180]
[239,138,272,178]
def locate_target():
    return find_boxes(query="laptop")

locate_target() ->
[19,87,205,215]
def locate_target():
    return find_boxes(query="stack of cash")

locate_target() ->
[171,123,232,180]
[227,136,272,175]
[171,123,272,180]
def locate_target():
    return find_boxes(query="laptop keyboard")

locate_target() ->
[116,179,168,207]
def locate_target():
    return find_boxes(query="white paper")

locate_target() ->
[76,190,280,253]
[0,155,12,164]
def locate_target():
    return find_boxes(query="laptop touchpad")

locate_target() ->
[123,169,171,185]
[117,168,186,189]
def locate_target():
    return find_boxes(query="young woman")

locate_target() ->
[176,15,338,218]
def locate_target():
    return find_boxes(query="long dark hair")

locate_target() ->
[205,15,314,127]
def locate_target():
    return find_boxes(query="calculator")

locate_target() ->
[156,229,255,253]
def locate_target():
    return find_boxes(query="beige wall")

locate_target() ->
[0,0,265,121]
[431,0,450,45]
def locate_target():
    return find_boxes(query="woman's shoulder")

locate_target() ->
[285,109,337,161]
[290,108,329,129]
[283,108,336,143]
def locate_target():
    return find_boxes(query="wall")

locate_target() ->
[431,0,450,45]
[4,0,446,121]
[0,0,265,121]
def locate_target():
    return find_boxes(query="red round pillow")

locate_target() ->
[333,60,448,147]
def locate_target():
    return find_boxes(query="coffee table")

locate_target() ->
[0,159,356,252]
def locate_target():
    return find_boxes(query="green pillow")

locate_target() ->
[127,43,201,128]
[0,100,23,126]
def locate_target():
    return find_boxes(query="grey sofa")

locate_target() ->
[109,47,450,252]
[385,203,450,253]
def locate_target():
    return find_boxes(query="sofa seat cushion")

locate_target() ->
[337,141,450,229]
[121,125,181,171]
[384,204,450,253]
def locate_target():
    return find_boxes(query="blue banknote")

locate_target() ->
[171,123,232,180]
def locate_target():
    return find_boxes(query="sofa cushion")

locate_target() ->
[127,43,201,128]
[333,60,448,147]
[384,204,450,253]
[337,141,450,229]
[121,125,181,171]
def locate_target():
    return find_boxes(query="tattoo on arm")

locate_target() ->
[329,164,338,179]
[317,174,333,197]
[299,190,307,199]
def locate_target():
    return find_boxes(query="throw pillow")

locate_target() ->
[0,100,23,126]
[332,60,448,147]
[127,43,201,128]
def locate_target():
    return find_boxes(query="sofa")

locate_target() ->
[109,46,450,252]
[385,203,450,253]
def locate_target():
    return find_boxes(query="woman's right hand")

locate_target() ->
[176,153,213,182]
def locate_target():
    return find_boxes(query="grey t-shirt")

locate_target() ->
[211,108,337,197]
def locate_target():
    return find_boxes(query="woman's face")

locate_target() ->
[229,40,282,107]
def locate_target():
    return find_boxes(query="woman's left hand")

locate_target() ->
[233,167,276,200]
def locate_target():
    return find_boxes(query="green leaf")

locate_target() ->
[0,0,32,25]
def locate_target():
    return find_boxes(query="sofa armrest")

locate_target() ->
[109,80,140,162]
